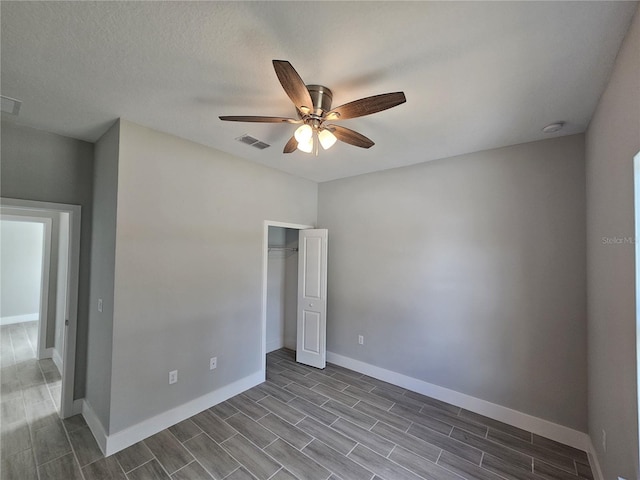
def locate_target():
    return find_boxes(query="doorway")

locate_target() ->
[1,215,51,359]
[261,221,313,375]
[266,226,299,353]
[1,198,81,418]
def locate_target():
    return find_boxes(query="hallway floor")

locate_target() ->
[1,334,595,480]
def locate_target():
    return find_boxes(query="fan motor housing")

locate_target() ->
[306,85,333,114]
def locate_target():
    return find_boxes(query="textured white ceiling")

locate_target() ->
[1,1,636,182]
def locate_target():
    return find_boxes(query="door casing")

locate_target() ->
[1,197,81,418]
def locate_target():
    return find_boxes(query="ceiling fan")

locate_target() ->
[219,60,406,155]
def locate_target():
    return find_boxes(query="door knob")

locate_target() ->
[309,303,313,307]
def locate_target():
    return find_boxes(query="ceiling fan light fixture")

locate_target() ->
[318,129,337,150]
[297,136,314,153]
[220,60,406,154]
[294,124,313,143]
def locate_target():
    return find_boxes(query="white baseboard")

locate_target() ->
[284,337,296,351]
[0,313,38,326]
[326,351,591,452]
[82,399,108,454]
[587,438,604,480]
[266,339,284,353]
[83,370,264,456]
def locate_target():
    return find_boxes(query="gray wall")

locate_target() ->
[318,134,587,431]
[0,220,44,320]
[108,121,317,433]
[85,121,120,430]
[1,120,94,398]
[585,5,639,479]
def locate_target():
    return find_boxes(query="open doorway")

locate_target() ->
[1,219,45,326]
[266,226,299,353]
[1,215,50,353]
[1,198,81,418]
[261,221,313,375]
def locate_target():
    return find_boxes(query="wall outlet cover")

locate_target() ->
[169,370,178,384]
[210,357,217,370]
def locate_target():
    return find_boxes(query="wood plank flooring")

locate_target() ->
[1,330,595,480]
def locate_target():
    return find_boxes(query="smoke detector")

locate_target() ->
[542,122,564,133]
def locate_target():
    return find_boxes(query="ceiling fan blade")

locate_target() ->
[327,125,375,149]
[327,92,406,120]
[283,136,298,153]
[219,115,300,124]
[272,60,314,113]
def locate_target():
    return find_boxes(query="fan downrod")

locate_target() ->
[306,85,333,115]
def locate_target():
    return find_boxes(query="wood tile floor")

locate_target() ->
[1,335,595,480]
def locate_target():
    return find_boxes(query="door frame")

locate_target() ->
[0,213,52,360]
[1,197,81,418]
[634,151,640,467]
[261,220,314,377]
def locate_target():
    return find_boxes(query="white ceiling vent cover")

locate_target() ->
[1,95,22,115]
[236,134,270,150]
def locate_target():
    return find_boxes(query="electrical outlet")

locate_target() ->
[210,357,217,370]
[169,370,178,385]
[97,298,103,313]
[358,335,364,345]
[602,429,606,452]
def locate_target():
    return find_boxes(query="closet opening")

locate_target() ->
[261,221,313,375]
[266,226,299,354]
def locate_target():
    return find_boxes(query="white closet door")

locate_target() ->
[296,229,327,369]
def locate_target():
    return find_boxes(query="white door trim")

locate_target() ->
[634,151,640,480]
[261,221,314,376]
[1,197,81,419]
[39,218,52,361]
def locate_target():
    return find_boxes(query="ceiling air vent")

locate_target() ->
[236,134,270,150]
[1,95,22,115]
